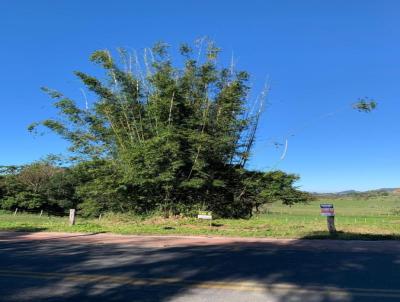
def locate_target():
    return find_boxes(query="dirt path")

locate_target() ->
[1,231,399,253]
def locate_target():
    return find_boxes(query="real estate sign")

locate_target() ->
[198,211,212,220]
[320,204,335,216]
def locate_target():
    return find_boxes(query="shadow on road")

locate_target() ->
[0,231,399,302]
[0,227,47,233]
[303,231,400,240]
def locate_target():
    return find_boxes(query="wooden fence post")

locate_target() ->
[69,209,76,226]
[327,216,336,234]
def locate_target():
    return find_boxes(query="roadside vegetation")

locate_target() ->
[1,195,399,239]
[0,40,378,232]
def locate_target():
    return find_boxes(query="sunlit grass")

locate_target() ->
[0,196,399,239]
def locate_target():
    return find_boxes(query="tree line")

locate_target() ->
[0,160,309,217]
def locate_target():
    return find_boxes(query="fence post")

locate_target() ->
[13,208,18,216]
[327,216,336,234]
[69,209,76,226]
[40,210,43,217]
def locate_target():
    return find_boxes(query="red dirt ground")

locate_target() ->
[0,231,399,253]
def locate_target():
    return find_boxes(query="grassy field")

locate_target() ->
[1,196,399,239]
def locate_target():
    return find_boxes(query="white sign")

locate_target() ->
[198,211,212,220]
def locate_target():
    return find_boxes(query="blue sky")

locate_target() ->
[0,0,399,192]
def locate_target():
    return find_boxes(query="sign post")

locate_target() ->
[320,204,336,234]
[198,211,212,227]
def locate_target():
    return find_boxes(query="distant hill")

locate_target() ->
[311,188,399,198]
[337,190,359,195]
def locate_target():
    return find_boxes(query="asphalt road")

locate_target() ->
[0,232,400,302]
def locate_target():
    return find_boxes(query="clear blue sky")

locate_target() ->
[1,0,399,192]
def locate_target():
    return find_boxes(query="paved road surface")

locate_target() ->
[0,232,399,302]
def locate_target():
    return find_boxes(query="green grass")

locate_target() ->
[1,195,400,239]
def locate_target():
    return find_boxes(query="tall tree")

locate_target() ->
[29,40,305,217]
